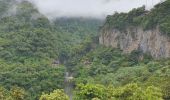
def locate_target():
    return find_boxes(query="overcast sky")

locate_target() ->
[26,0,161,19]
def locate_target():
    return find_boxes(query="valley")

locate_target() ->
[0,0,170,100]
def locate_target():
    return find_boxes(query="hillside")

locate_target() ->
[0,0,170,100]
[100,0,170,58]
[0,0,102,99]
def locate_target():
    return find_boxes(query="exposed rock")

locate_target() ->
[99,26,170,58]
[55,60,60,64]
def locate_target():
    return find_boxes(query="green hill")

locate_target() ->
[0,0,102,99]
[0,0,169,100]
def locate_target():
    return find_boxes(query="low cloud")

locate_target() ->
[26,0,161,19]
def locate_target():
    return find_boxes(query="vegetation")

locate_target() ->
[0,86,27,100]
[74,83,163,100]
[39,89,69,100]
[0,0,169,100]
[0,0,102,99]
[63,44,169,99]
[103,0,170,35]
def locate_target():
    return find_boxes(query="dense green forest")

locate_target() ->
[0,0,170,100]
[0,0,102,99]
[103,0,170,35]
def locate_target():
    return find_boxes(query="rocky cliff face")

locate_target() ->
[99,27,170,58]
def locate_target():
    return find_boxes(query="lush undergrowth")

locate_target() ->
[68,45,170,99]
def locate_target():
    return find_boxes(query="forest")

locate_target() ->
[103,0,170,35]
[0,0,170,100]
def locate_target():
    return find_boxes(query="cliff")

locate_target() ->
[99,0,170,58]
[99,27,170,58]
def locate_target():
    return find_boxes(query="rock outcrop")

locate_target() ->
[99,26,170,58]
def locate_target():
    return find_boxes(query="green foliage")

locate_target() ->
[128,50,152,66]
[0,0,102,99]
[72,46,135,85]
[0,0,169,100]
[39,89,69,100]
[70,45,170,99]
[104,6,146,31]
[0,86,27,100]
[162,82,170,100]
[160,22,170,36]
[74,83,163,100]
[128,50,142,65]
[145,86,163,100]
[112,84,163,100]
[10,86,26,100]
[0,86,12,100]
[75,84,105,100]
[0,0,12,16]
[16,1,39,21]
[103,0,170,36]
[0,59,66,99]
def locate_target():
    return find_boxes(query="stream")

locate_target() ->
[64,71,74,100]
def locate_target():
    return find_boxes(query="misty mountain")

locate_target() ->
[0,0,169,100]
[0,1,102,99]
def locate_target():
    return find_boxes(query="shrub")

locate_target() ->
[39,89,69,100]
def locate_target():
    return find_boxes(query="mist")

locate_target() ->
[26,0,161,19]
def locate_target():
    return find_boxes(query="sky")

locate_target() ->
[26,0,161,19]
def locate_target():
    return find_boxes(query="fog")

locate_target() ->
[26,0,161,19]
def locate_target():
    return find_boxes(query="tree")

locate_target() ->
[112,83,163,100]
[0,86,12,100]
[39,89,69,100]
[10,86,26,100]
[75,84,106,100]
[144,86,163,100]
[75,83,163,100]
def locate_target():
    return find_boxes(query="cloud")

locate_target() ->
[26,0,161,19]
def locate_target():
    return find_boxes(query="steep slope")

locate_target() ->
[0,0,102,99]
[99,0,170,58]
[100,26,170,58]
